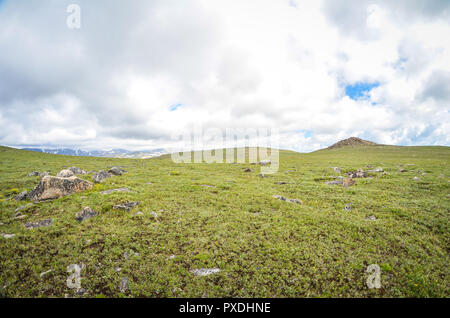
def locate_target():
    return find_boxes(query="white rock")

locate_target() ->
[192,268,221,276]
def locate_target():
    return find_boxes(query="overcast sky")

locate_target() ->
[0,0,449,152]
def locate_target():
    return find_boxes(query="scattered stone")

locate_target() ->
[113,202,140,211]
[167,255,176,260]
[15,203,33,213]
[14,191,28,201]
[399,169,407,172]
[259,160,271,166]
[287,198,302,204]
[75,288,87,296]
[273,195,301,204]
[200,184,216,188]
[150,211,158,218]
[276,181,288,185]
[343,178,355,187]
[343,204,352,211]
[39,269,53,278]
[243,168,253,172]
[366,215,377,221]
[68,167,86,175]
[370,167,384,173]
[28,176,93,202]
[133,211,144,216]
[108,167,127,176]
[114,267,122,272]
[24,218,53,230]
[27,171,49,177]
[75,207,98,222]
[413,176,421,181]
[14,213,27,220]
[57,169,75,178]
[92,170,112,183]
[124,250,139,260]
[101,188,131,195]
[346,169,367,178]
[333,167,341,173]
[2,234,15,239]
[192,268,221,276]
[119,277,129,293]
[325,180,343,185]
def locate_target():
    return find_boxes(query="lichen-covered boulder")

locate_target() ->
[92,170,112,183]
[108,167,127,176]
[28,176,93,202]
[68,167,86,175]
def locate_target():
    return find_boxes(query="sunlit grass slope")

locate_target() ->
[0,145,449,297]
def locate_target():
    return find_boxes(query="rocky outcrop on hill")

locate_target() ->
[28,176,93,201]
[327,137,377,149]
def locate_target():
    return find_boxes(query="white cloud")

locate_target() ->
[0,0,449,152]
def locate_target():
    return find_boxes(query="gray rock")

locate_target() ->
[192,268,221,276]
[108,167,127,176]
[325,180,343,185]
[287,198,302,204]
[68,167,86,175]
[113,202,140,211]
[366,215,377,221]
[333,167,341,173]
[150,211,158,218]
[399,169,407,173]
[24,218,53,230]
[119,277,129,293]
[343,204,352,211]
[27,171,49,177]
[200,184,216,188]
[2,234,15,239]
[39,269,53,278]
[57,169,75,178]
[276,181,288,185]
[14,191,28,201]
[413,176,421,181]
[92,170,112,183]
[273,194,286,201]
[133,211,144,216]
[75,207,98,222]
[28,176,93,202]
[347,169,368,178]
[370,167,384,173]
[101,188,131,195]
[15,203,33,213]
[243,168,253,172]
[273,195,301,204]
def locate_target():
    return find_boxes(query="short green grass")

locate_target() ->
[0,145,449,297]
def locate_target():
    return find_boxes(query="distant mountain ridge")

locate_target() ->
[327,137,378,149]
[21,147,167,159]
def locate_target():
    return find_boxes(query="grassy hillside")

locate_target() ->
[0,145,449,297]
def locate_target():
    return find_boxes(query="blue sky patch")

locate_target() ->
[345,82,379,100]
[170,103,182,111]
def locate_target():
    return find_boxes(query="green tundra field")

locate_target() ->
[0,144,449,297]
